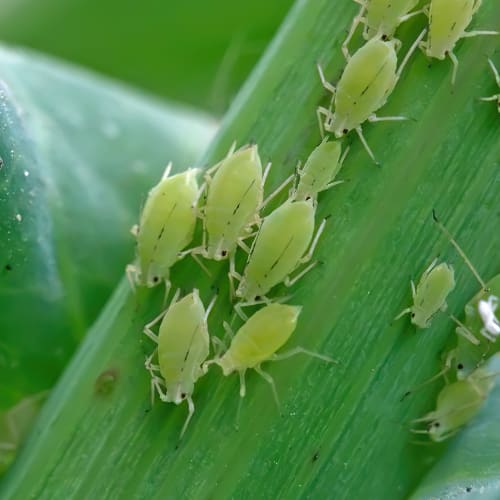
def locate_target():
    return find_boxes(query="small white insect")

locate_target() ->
[291,139,348,202]
[419,0,499,85]
[143,288,216,439]
[317,30,426,163]
[478,295,500,342]
[480,58,500,112]
[342,0,424,58]
[203,304,334,407]
[126,165,200,289]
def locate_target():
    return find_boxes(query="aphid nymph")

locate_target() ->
[291,139,348,202]
[233,197,325,317]
[203,304,333,406]
[317,30,426,163]
[143,288,216,439]
[126,165,200,289]
[395,258,455,328]
[419,0,499,85]
[342,0,423,58]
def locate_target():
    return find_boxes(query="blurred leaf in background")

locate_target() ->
[0,46,216,410]
[0,0,293,114]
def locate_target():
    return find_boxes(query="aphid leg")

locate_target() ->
[261,173,295,210]
[432,210,487,291]
[160,161,173,181]
[189,253,212,277]
[205,292,217,321]
[254,364,281,412]
[449,314,480,345]
[272,346,336,364]
[462,30,499,39]
[316,107,329,139]
[239,369,247,398]
[179,396,195,440]
[237,238,252,253]
[262,161,272,185]
[342,4,367,60]
[396,28,427,81]
[228,254,242,300]
[284,261,318,288]
[355,126,378,164]
[481,94,500,102]
[125,264,137,291]
[143,288,181,342]
[420,258,439,282]
[211,336,228,358]
[487,58,500,86]
[480,327,497,343]
[448,51,460,86]
[317,63,337,96]
[304,217,327,262]
[398,8,425,24]
[394,307,412,321]
[234,302,249,321]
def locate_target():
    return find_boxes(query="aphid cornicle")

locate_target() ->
[203,304,333,405]
[317,30,426,163]
[126,165,200,289]
[342,0,423,58]
[419,0,499,85]
[143,289,216,439]
[411,353,500,442]
[291,139,347,202]
[233,198,325,316]
[480,59,500,112]
[395,258,456,329]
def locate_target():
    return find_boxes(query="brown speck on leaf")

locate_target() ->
[94,368,119,396]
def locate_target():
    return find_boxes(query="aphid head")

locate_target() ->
[167,381,194,406]
[427,419,446,441]
[409,307,430,329]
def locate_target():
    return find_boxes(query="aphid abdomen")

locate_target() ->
[427,0,475,58]
[294,141,342,201]
[241,200,315,300]
[334,39,398,132]
[205,146,263,258]
[157,294,209,387]
[137,170,198,285]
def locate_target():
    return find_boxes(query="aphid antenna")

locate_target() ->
[178,395,195,441]
[262,161,273,185]
[125,264,137,292]
[204,291,218,321]
[260,173,295,210]
[355,126,379,165]
[271,346,337,364]
[160,162,173,181]
[189,252,212,277]
[432,209,488,292]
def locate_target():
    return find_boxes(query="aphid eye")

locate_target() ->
[181,393,187,399]
[221,250,228,257]
[255,295,261,301]
[153,276,159,283]
[381,34,388,41]
[457,363,464,370]
[411,312,415,318]
[342,129,348,135]
[434,422,440,428]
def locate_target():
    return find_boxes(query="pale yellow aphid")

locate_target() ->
[233,198,325,317]
[317,30,426,163]
[291,139,348,202]
[143,288,216,439]
[342,0,423,58]
[411,353,500,441]
[480,58,500,112]
[204,304,333,406]
[420,0,499,85]
[191,143,291,287]
[126,165,200,289]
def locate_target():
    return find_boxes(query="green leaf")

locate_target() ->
[2,0,500,497]
[0,0,294,113]
[0,46,216,409]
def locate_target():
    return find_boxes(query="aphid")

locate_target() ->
[203,304,333,405]
[233,198,325,316]
[411,353,500,441]
[317,30,426,163]
[143,289,216,439]
[395,258,456,329]
[342,0,423,58]
[419,0,499,85]
[126,165,200,289]
[291,139,348,202]
[480,59,500,112]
